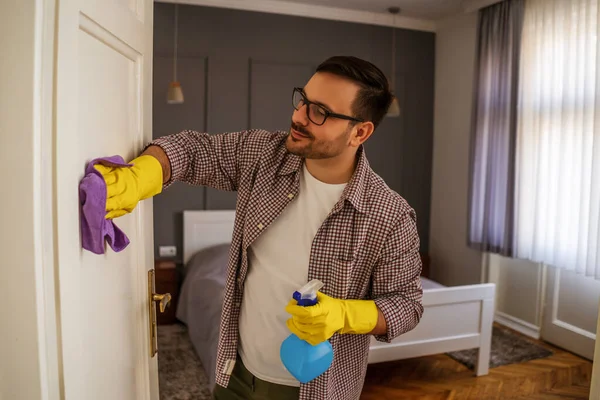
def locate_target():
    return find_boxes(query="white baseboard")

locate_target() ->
[495,311,541,339]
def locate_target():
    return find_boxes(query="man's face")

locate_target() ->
[286,72,361,159]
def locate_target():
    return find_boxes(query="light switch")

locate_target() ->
[159,246,177,257]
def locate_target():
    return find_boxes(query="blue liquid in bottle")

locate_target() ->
[280,280,334,384]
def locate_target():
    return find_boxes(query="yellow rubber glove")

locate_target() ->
[285,291,379,346]
[94,155,163,219]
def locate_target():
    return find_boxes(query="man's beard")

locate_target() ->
[286,122,350,159]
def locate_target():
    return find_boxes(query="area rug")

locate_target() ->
[158,323,212,400]
[446,325,554,370]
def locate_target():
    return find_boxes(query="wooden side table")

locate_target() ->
[154,259,181,325]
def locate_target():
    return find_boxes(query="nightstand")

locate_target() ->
[154,259,181,325]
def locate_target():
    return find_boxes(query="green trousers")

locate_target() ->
[212,355,300,400]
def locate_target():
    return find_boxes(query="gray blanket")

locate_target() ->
[176,243,231,390]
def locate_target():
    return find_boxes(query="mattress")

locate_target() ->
[176,244,444,389]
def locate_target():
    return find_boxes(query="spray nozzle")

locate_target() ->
[292,279,324,306]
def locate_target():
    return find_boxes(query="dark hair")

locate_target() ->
[316,56,394,129]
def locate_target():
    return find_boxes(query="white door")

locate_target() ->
[589,300,600,398]
[542,266,600,360]
[54,0,159,398]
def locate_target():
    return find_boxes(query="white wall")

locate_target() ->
[487,254,544,338]
[429,12,482,286]
[0,1,43,399]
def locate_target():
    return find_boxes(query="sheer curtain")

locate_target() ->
[515,0,600,278]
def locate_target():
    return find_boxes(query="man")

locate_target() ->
[96,55,423,400]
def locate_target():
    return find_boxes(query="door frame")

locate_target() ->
[37,0,62,398]
[4,0,64,399]
[0,0,58,398]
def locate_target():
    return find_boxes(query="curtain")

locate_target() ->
[468,0,525,256]
[515,0,600,278]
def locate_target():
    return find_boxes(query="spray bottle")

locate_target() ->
[280,279,334,383]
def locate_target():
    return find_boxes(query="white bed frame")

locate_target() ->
[183,210,496,376]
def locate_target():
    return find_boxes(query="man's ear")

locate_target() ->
[351,122,375,147]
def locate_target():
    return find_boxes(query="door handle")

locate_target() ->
[153,293,172,313]
[148,269,172,357]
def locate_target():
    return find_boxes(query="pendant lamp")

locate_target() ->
[167,4,184,104]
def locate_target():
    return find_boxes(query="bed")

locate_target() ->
[176,210,496,389]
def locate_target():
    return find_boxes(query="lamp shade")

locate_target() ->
[387,97,400,117]
[167,81,184,104]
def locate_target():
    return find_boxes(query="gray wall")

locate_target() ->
[152,3,435,262]
[430,13,482,285]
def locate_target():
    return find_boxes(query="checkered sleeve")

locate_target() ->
[148,129,273,190]
[371,208,424,343]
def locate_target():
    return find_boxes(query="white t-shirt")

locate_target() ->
[237,163,347,386]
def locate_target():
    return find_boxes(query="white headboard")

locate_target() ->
[183,210,236,265]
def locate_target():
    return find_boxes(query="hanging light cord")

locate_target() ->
[173,5,178,82]
[389,7,398,92]
[391,19,395,91]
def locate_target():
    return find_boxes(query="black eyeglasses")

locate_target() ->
[292,87,364,126]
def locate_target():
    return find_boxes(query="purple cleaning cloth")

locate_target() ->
[79,155,133,254]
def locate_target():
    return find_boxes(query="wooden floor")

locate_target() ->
[361,325,593,400]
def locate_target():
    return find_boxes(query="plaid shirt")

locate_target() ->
[151,129,424,400]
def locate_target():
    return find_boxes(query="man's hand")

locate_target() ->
[285,291,379,346]
[94,154,163,219]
